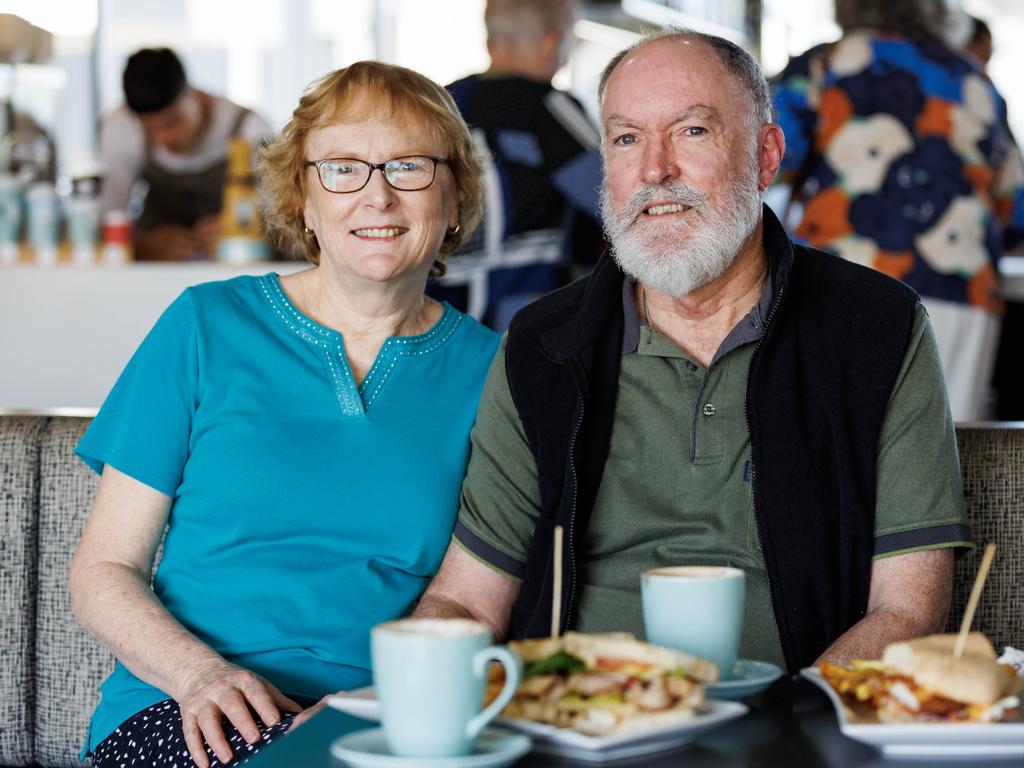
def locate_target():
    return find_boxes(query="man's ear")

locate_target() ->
[758,123,786,190]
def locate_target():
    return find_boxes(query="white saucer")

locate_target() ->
[705,659,783,700]
[330,728,532,768]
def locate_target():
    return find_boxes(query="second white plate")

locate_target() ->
[801,667,1024,757]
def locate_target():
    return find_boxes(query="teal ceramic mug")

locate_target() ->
[372,618,522,757]
[641,566,745,680]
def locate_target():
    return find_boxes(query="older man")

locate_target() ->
[415,30,971,673]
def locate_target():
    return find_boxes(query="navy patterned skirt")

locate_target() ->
[91,698,296,767]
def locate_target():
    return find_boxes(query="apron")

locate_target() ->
[136,107,249,231]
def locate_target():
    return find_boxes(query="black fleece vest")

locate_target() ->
[503,209,918,673]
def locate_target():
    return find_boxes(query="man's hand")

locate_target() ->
[192,215,222,259]
[177,660,302,768]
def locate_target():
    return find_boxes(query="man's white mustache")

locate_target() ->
[621,182,708,222]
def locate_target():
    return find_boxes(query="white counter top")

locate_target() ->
[0,262,304,412]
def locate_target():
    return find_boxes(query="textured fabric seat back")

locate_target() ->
[34,417,114,767]
[948,425,1024,650]
[0,417,47,766]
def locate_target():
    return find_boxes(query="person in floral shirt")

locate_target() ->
[773,0,1024,420]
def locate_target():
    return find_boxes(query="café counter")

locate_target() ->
[0,261,303,413]
[2,256,1022,414]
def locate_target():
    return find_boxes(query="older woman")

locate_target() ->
[69,61,498,768]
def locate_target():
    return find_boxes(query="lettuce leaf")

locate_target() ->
[524,651,586,678]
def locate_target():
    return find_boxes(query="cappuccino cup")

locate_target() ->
[642,565,745,680]
[372,618,521,757]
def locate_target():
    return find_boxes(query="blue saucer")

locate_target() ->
[331,728,532,768]
[706,659,783,700]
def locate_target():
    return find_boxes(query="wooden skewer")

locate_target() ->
[551,525,564,639]
[953,542,997,659]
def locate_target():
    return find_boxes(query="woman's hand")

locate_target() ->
[178,660,302,768]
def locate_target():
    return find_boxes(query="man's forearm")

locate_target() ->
[818,549,954,665]
[815,606,947,666]
[413,593,479,621]
[412,588,510,641]
[411,543,519,640]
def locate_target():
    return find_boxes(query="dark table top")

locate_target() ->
[243,678,1024,768]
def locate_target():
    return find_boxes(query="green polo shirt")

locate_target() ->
[454,277,971,668]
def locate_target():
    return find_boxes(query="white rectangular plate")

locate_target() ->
[329,687,748,763]
[801,667,1024,758]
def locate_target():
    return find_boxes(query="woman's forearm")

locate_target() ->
[70,559,224,701]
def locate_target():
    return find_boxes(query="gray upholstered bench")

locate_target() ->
[2,417,110,768]
[1,415,1022,767]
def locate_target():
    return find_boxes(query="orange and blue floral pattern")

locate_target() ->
[773,31,1024,315]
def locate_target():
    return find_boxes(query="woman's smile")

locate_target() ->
[351,227,409,240]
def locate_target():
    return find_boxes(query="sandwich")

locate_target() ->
[491,631,718,735]
[819,632,1022,723]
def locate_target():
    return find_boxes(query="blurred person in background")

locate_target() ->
[99,47,273,260]
[963,15,993,71]
[772,0,1024,421]
[430,0,604,330]
[960,14,1024,420]
[71,61,498,767]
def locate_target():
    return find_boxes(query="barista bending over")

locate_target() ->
[99,48,273,260]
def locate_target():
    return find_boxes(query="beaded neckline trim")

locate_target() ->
[258,274,461,415]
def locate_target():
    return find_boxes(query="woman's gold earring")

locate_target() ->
[447,223,461,236]
[303,225,313,235]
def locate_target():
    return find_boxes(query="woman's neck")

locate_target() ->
[281,266,441,383]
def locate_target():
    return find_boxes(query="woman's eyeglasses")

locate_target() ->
[304,155,448,194]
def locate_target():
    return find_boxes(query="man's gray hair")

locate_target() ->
[485,0,575,45]
[598,28,774,132]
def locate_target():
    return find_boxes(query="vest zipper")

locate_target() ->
[563,363,586,631]
[744,281,794,671]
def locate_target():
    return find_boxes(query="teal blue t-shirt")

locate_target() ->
[76,274,499,752]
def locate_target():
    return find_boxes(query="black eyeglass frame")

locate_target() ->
[303,155,449,194]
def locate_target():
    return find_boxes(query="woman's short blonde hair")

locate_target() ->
[260,61,485,273]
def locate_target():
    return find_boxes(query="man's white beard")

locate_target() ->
[601,162,762,299]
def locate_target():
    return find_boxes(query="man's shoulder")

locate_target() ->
[507,273,592,343]
[792,244,919,306]
[447,72,482,92]
[449,72,553,111]
[207,95,273,141]
[100,105,143,140]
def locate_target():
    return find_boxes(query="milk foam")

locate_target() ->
[376,618,488,636]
